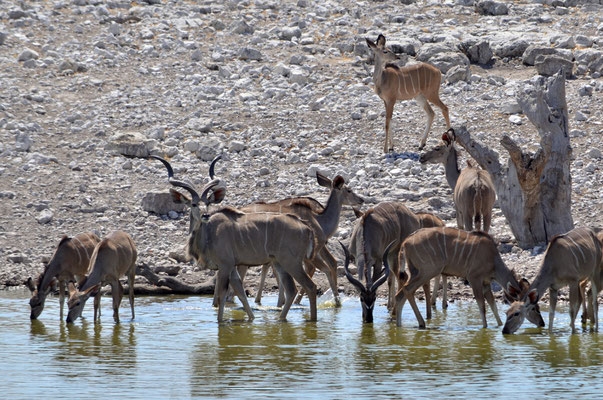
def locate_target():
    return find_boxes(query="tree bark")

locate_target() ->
[452,72,573,247]
[134,263,215,295]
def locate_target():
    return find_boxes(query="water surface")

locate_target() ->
[1,289,601,399]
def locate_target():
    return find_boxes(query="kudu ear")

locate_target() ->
[84,284,101,298]
[316,173,332,188]
[365,38,376,49]
[352,207,364,219]
[67,281,77,297]
[526,289,539,304]
[376,34,386,47]
[26,277,36,293]
[505,282,522,301]
[170,188,192,206]
[333,176,345,189]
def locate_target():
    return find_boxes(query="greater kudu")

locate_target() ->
[27,232,101,319]
[366,34,450,153]
[420,129,496,232]
[167,175,320,322]
[396,227,522,329]
[66,230,137,324]
[502,227,602,334]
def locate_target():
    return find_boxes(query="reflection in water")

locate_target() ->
[2,293,603,398]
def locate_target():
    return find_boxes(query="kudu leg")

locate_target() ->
[112,281,124,324]
[441,275,448,309]
[128,267,135,320]
[255,264,270,304]
[318,248,342,307]
[590,279,599,332]
[431,275,440,308]
[415,94,435,150]
[59,279,66,320]
[483,212,492,233]
[94,291,102,322]
[569,283,582,333]
[483,284,502,326]
[294,261,315,305]
[426,92,450,130]
[216,268,232,322]
[423,283,432,320]
[548,288,558,331]
[384,100,395,153]
[275,267,297,321]
[229,268,254,321]
[289,269,317,322]
[469,279,488,328]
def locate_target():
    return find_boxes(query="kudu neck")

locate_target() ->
[529,259,555,298]
[315,189,343,239]
[445,147,461,191]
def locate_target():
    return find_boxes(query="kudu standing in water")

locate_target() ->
[502,227,602,334]
[166,172,319,322]
[27,232,101,319]
[66,230,137,324]
[366,34,450,153]
[396,227,522,329]
[420,129,496,232]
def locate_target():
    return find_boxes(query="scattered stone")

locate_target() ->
[104,132,155,158]
[36,209,53,224]
[535,55,574,78]
[18,48,39,62]
[475,0,508,16]
[142,192,186,215]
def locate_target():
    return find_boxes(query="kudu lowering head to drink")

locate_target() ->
[348,202,421,312]
[366,34,450,153]
[502,227,602,334]
[396,227,523,329]
[66,230,137,324]
[420,129,496,232]
[341,241,392,323]
[27,232,101,320]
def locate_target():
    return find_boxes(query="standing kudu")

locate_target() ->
[241,173,364,307]
[347,201,434,320]
[502,227,602,334]
[396,227,522,329]
[66,231,137,324]
[416,213,448,309]
[167,175,319,322]
[580,230,603,325]
[366,34,450,153]
[420,129,496,232]
[27,232,101,319]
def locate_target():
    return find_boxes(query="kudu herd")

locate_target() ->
[25,32,600,336]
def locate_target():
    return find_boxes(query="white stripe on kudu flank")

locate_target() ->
[410,71,416,93]
[441,227,448,259]
[565,236,586,263]
[464,236,477,271]
[452,229,461,264]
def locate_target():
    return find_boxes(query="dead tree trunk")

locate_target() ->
[135,263,215,295]
[453,71,573,247]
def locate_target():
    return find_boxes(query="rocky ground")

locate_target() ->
[1,0,602,307]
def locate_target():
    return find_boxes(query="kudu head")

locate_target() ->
[149,155,225,232]
[66,281,101,323]
[341,240,393,323]
[365,34,399,65]
[502,280,545,334]
[316,172,364,207]
[419,128,456,165]
[27,275,54,320]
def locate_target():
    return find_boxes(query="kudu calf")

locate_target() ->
[27,232,101,319]
[396,227,522,329]
[66,230,137,324]
[502,227,602,334]
[366,34,450,153]
[168,176,319,322]
[420,129,496,232]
